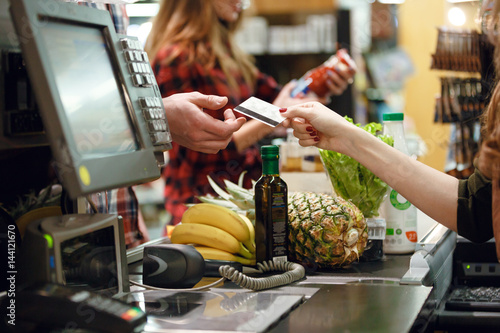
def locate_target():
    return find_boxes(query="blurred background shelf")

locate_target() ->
[251,0,337,15]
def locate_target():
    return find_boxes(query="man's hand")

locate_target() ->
[162,92,246,153]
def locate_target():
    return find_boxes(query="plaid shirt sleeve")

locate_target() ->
[87,187,143,248]
[79,3,140,247]
[152,46,281,226]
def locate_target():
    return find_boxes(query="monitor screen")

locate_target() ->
[20,213,129,295]
[39,20,137,157]
[61,225,118,290]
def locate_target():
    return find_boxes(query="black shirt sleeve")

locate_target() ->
[457,168,493,243]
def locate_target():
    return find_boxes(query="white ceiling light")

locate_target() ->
[448,7,467,26]
[125,3,159,17]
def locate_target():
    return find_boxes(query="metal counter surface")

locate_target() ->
[210,254,413,299]
[127,253,430,332]
[300,253,413,281]
[269,283,432,333]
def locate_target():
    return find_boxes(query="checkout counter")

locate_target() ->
[123,217,500,333]
[121,214,447,333]
[7,212,500,333]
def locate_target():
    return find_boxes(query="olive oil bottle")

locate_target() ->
[254,145,288,263]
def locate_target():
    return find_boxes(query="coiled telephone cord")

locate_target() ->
[219,260,305,291]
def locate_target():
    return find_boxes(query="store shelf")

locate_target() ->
[252,0,337,15]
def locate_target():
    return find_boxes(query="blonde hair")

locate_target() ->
[482,0,500,141]
[144,0,257,91]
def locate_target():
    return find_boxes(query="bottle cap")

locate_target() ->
[261,145,279,159]
[383,113,404,121]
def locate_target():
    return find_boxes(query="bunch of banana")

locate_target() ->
[197,174,256,222]
[170,203,256,265]
[194,246,255,266]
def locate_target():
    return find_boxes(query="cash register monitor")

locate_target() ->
[9,0,171,199]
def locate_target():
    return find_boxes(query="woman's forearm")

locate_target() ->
[345,127,459,231]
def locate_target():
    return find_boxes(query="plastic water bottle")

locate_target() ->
[380,113,418,254]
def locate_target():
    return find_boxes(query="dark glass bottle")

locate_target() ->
[254,145,288,263]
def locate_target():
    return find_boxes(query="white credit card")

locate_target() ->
[234,97,285,127]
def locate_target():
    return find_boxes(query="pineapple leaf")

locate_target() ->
[228,198,255,211]
[223,179,254,200]
[197,195,240,209]
[237,171,247,188]
[207,175,231,200]
[246,209,255,222]
[203,172,256,217]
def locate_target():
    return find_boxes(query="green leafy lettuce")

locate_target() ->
[319,117,394,218]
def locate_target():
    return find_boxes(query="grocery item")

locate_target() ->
[197,172,368,268]
[319,117,392,261]
[194,246,256,266]
[291,48,356,98]
[360,217,386,262]
[172,202,256,265]
[181,202,254,253]
[254,145,289,263]
[170,220,254,259]
[282,128,303,172]
[288,191,368,268]
[380,112,418,254]
[319,117,392,218]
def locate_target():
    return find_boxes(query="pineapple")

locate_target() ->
[198,175,368,268]
[288,192,368,268]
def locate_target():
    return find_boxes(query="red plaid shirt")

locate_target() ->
[152,45,281,226]
[87,187,143,248]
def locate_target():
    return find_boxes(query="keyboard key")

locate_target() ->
[445,287,500,312]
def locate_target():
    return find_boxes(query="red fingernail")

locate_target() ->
[306,126,314,132]
[314,136,320,142]
[279,108,287,113]
[309,132,317,137]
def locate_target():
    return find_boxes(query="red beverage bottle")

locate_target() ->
[290,48,356,98]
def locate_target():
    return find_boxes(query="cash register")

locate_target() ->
[1,0,172,331]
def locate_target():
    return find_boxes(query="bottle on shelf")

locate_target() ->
[254,145,289,263]
[380,112,418,254]
[282,128,302,172]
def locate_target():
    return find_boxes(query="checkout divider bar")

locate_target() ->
[401,223,457,302]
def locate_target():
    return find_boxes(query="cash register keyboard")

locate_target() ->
[445,286,500,312]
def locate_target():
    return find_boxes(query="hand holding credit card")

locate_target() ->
[234,97,285,127]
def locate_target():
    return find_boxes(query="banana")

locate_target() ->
[194,246,256,266]
[181,203,254,253]
[170,223,253,259]
[239,214,255,252]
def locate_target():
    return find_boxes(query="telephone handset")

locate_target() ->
[115,35,172,166]
[3,283,147,333]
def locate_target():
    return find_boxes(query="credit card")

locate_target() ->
[234,97,285,127]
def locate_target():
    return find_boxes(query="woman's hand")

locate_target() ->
[273,68,354,109]
[324,66,354,96]
[163,92,246,153]
[273,82,328,108]
[280,102,358,154]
